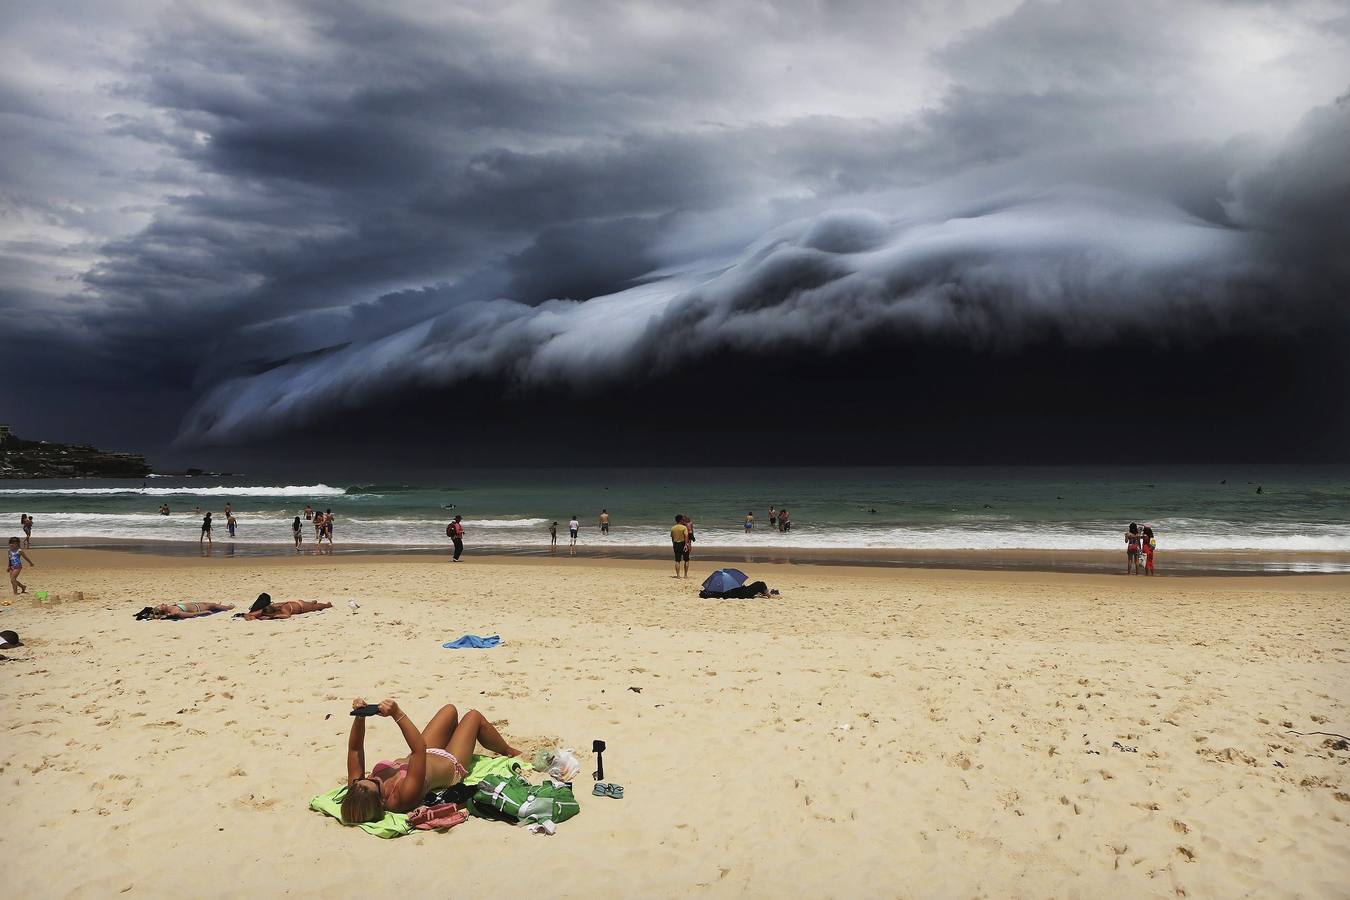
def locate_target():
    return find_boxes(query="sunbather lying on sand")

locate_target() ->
[239,593,332,620]
[341,698,522,823]
[135,601,235,620]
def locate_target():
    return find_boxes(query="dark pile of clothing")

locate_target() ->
[699,580,771,599]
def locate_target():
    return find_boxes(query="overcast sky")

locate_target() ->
[3,0,1348,468]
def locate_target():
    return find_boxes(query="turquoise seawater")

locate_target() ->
[1,466,1347,555]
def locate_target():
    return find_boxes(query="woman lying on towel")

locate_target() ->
[340,698,521,823]
[134,601,235,620]
[239,593,332,620]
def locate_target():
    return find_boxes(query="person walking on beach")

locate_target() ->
[745,511,754,532]
[549,521,558,551]
[8,537,35,595]
[670,515,690,578]
[292,516,304,550]
[1125,522,1142,574]
[322,510,335,546]
[201,511,213,546]
[568,515,580,555]
[448,515,464,562]
[227,512,237,538]
[20,514,33,548]
[599,509,610,536]
[1142,526,1156,575]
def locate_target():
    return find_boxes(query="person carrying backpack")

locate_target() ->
[447,515,465,562]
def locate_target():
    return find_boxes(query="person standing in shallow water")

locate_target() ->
[200,511,213,546]
[549,521,558,551]
[292,516,303,550]
[21,514,33,548]
[1124,522,1141,575]
[599,509,610,536]
[568,515,580,555]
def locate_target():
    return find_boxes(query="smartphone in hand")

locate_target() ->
[350,704,381,717]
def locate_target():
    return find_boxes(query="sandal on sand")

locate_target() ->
[607,784,624,799]
[592,782,609,797]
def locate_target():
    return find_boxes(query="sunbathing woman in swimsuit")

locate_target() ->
[136,601,235,620]
[340,698,522,823]
[240,593,332,620]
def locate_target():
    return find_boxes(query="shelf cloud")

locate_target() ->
[3,0,1347,459]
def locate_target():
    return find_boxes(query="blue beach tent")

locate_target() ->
[701,568,749,594]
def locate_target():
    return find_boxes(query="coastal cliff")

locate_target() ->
[0,427,151,479]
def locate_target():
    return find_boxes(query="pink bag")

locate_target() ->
[408,802,469,831]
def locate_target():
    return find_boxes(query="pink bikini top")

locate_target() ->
[371,759,407,801]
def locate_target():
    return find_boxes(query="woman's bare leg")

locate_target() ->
[421,703,460,749]
[447,709,520,763]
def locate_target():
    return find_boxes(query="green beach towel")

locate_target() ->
[309,788,411,838]
[462,753,525,786]
[309,754,527,837]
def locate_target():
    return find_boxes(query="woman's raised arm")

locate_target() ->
[346,698,368,784]
[380,699,427,811]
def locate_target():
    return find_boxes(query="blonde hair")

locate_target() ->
[340,780,385,824]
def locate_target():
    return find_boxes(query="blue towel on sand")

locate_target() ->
[443,634,501,649]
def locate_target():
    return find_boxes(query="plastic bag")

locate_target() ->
[531,747,581,782]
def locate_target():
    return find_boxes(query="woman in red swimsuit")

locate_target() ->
[340,698,521,823]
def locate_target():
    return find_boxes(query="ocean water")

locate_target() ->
[1,466,1347,560]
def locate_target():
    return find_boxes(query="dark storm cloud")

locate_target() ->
[2,0,1348,457]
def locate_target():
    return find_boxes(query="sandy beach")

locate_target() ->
[2,549,1347,898]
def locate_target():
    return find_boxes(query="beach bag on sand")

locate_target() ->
[473,773,580,826]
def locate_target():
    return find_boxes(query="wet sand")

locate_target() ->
[22,536,1350,575]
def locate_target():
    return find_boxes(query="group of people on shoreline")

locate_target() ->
[1125,522,1158,575]
[198,503,242,544]
[547,510,610,555]
[300,505,335,549]
[750,506,792,533]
